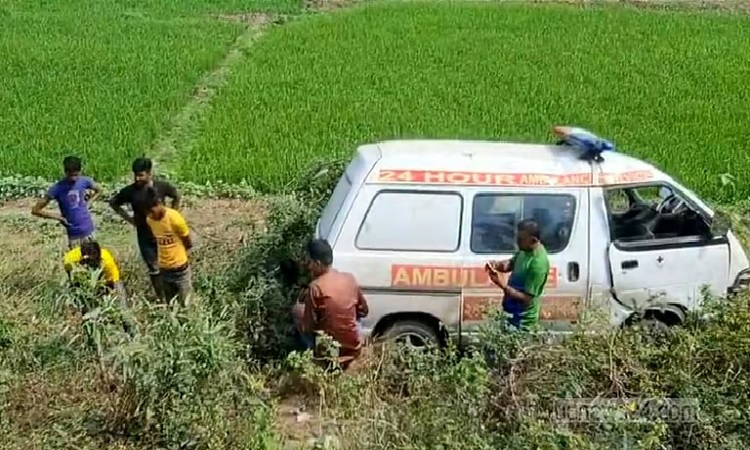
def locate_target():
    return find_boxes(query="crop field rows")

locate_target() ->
[4,2,750,449]
[2,0,750,201]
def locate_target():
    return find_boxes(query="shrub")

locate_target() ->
[51,273,278,450]
[196,158,346,365]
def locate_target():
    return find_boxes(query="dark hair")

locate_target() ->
[517,219,541,240]
[132,157,152,174]
[80,241,102,270]
[306,239,333,266]
[63,156,82,173]
[279,258,302,287]
[145,187,161,208]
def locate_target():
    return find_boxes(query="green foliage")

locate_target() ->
[74,290,277,449]
[195,158,345,364]
[0,175,259,201]
[0,1,244,180]
[269,291,750,449]
[187,2,750,200]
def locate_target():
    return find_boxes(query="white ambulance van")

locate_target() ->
[312,127,750,347]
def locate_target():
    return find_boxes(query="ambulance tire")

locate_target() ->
[633,317,673,342]
[382,320,440,349]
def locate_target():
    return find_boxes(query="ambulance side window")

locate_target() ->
[355,190,463,252]
[471,193,576,254]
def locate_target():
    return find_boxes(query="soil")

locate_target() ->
[0,197,267,286]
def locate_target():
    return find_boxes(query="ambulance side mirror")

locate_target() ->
[711,211,730,238]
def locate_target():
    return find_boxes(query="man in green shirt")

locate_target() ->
[486,219,550,331]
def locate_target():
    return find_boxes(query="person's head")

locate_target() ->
[79,240,102,270]
[516,219,541,251]
[62,156,82,182]
[132,157,153,187]
[145,187,165,220]
[305,239,333,277]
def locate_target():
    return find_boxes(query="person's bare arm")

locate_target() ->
[171,192,181,211]
[180,234,193,251]
[165,183,181,210]
[87,181,103,206]
[489,255,516,273]
[356,287,369,319]
[173,211,193,251]
[109,201,134,226]
[302,285,323,334]
[31,197,67,225]
[109,188,135,226]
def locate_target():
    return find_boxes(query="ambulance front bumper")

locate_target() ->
[728,269,750,296]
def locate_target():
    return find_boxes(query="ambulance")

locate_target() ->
[311,126,750,347]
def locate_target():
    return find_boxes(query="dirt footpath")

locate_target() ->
[0,197,266,290]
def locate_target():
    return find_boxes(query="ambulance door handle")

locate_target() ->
[567,262,580,282]
[621,260,638,270]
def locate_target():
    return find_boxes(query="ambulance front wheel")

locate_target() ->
[382,320,440,349]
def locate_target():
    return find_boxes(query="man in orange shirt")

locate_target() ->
[145,187,193,306]
[298,239,369,367]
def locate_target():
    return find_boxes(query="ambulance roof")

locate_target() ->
[361,139,659,177]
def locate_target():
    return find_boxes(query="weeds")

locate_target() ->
[5,157,750,449]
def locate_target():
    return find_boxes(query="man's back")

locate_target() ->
[305,269,369,356]
[147,207,190,270]
[63,246,120,284]
[49,177,95,238]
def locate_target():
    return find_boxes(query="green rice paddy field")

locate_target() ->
[2,0,750,201]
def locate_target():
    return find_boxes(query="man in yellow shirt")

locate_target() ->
[63,240,127,305]
[145,187,193,305]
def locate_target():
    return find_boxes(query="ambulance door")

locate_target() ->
[602,183,730,312]
[461,186,590,336]
[332,184,466,345]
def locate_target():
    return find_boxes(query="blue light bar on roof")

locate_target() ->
[552,126,616,162]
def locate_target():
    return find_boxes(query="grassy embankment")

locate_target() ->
[3,2,750,449]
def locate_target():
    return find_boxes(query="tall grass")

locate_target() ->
[0,1,245,181]
[187,2,750,201]
[4,161,750,448]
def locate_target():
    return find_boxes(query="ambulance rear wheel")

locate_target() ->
[382,321,440,349]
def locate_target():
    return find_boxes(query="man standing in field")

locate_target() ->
[296,239,369,369]
[486,219,550,331]
[144,187,193,306]
[109,157,181,298]
[32,156,101,249]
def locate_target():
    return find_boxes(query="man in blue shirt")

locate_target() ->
[32,156,101,249]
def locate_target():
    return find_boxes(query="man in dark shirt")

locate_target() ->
[109,157,181,298]
[299,239,369,368]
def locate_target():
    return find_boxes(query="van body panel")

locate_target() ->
[461,186,590,337]
[317,145,381,244]
[309,139,750,347]
[330,183,465,339]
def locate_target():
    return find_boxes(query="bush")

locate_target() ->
[197,158,347,365]
[8,156,750,450]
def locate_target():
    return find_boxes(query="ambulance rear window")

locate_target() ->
[318,174,352,240]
